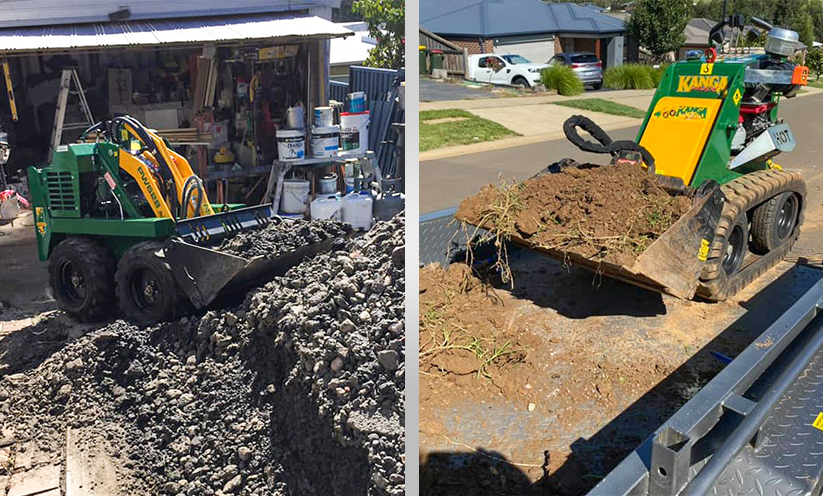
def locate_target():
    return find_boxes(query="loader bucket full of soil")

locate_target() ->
[166,216,351,308]
[455,162,725,298]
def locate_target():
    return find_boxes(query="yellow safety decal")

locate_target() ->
[700,63,713,75]
[813,412,823,431]
[698,238,710,261]
[35,207,47,235]
[733,89,742,106]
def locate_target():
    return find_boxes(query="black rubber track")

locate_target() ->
[48,236,116,322]
[115,240,186,326]
[697,169,806,301]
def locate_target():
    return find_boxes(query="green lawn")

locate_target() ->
[551,98,647,119]
[420,109,519,152]
[809,78,823,89]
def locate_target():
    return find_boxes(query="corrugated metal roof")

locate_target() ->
[0,14,352,53]
[420,0,626,38]
[0,0,341,29]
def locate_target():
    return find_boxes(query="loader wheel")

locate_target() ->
[721,215,748,276]
[116,241,184,326]
[49,237,116,322]
[750,191,801,254]
[697,170,806,301]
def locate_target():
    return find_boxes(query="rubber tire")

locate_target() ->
[592,82,603,90]
[116,241,184,326]
[511,76,529,88]
[721,214,749,277]
[49,237,116,322]
[750,191,801,254]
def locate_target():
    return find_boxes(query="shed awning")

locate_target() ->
[0,14,352,54]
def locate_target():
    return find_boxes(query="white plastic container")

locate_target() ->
[318,172,338,194]
[310,195,342,220]
[280,178,311,214]
[313,106,334,127]
[311,125,340,158]
[276,129,305,161]
[339,111,369,156]
[342,190,373,230]
[344,176,355,193]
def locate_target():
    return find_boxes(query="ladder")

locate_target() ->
[49,69,93,160]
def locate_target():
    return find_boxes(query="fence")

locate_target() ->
[420,28,468,76]
[330,65,400,103]
[327,65,405,179]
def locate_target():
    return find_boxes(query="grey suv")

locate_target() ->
[549,52,603,89]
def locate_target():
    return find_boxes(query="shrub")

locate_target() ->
[604,64,655,90]
[649,64,668,87]
[540,65,584,96]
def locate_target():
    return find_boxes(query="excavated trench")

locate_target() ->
[0,215,405,496]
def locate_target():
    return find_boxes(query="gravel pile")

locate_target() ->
[0,214,405,495]
[218,219,352,259]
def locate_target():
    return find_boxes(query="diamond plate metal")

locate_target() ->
[709,348,823,496]
[419,207,489,267]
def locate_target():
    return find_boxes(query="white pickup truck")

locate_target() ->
[466,54,549,88]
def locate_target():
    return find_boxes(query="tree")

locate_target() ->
[773,0,814,49]
[628,0,691,60]
[808,0,823,43]
[807,47,823,79]
[353,0,405,69]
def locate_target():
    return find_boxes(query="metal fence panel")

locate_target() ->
[349,65,398,102]
[330,80,348,102]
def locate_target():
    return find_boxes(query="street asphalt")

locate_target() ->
[420,92,823,214]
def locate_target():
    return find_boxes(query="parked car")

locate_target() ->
[466,53,549,88]
[549,52,603,89]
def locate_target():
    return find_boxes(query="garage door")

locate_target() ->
[494,40,555,65]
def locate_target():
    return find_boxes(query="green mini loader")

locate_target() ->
[463,25,810,301]
[29,116,326,324]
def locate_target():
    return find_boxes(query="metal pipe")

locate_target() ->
[682,313,823,496]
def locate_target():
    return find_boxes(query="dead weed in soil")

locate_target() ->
[419,264,531,381]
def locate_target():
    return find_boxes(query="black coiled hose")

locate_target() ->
[562,115,655,169]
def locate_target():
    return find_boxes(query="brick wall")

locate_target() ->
[446,37,493,55]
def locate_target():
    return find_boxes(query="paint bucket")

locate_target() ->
[280,178,311,214]
[286,105,305,129]
[310,195,342,220]
[347,91,367,113]
[318,172,338,194]
[276,129,305,161]
[339,111,369,156]
[342,190,373,230]
[344,176,355,193]
[313,106,334,127]
[310,125,340,158]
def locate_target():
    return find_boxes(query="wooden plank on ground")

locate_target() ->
[7,464,59,496]
[65,427,123,496]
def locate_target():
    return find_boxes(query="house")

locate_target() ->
[419,0,626,67]
[330,22,378,80]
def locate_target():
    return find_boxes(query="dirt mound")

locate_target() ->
[455,162,692,265]
[419,264,537,395]
[218,219,352,258]
[418,262,688,494]
[1,215,405,495]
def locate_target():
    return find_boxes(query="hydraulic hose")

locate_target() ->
[562,114,655,169]
[180,175,204,219]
